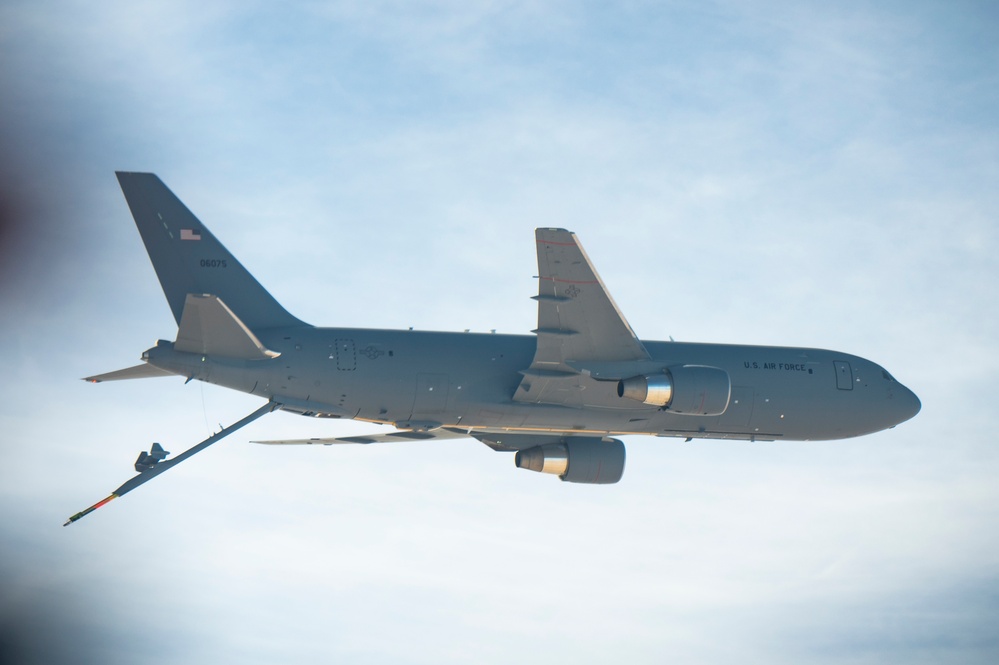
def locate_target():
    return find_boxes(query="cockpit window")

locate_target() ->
[882,369,895,381]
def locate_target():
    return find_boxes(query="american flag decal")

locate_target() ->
[180,228,202,241]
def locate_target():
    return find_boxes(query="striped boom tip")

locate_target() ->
[63,494,118,526]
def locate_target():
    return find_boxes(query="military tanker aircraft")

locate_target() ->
[64,173,920,524]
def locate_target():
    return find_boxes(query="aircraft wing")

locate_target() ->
[251,427,473,445]
[251,428,614,451]
[514,228,651,405]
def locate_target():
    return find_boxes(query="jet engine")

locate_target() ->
[617,365,731,415]
[514,438,625,484]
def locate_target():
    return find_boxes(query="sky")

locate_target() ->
[1,1,998,663]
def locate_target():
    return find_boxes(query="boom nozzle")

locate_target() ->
[63,493,119,526]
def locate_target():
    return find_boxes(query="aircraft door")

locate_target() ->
[331,339,356,371]
[834,361,853,390]
[414,373,449,414]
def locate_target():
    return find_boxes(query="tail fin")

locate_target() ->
[115,172,305,330]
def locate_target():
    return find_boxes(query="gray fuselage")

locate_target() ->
[144,327,921,443]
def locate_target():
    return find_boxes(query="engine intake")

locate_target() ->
[515,438,625,484]
[618,365,731,415]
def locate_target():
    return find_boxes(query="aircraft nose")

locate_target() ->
[893,383,921,425]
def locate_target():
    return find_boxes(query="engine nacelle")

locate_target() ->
[515,438,625,484]
[617,365,731,415]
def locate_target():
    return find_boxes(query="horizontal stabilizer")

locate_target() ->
[175,294,281,360]
[251,427,472,445]
[84,363,176,383]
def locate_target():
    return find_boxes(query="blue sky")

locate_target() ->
[2,1,997,663]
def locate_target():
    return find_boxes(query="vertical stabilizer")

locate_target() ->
[115,172,305,330]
